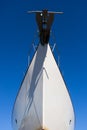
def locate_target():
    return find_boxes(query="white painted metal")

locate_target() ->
[12,43,74,130]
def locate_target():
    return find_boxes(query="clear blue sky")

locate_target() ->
[0,0,87,130]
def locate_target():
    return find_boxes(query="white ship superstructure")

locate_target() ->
[12,10,75,130]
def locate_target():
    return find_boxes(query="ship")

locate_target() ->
[12,10,75,130]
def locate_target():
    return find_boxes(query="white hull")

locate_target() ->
[12,44,74,130]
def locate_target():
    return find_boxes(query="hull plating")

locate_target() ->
[12,44,74,130]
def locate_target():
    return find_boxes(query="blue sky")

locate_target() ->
[0,0,87,130]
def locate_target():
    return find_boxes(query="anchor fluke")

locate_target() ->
[27,10,64,14]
